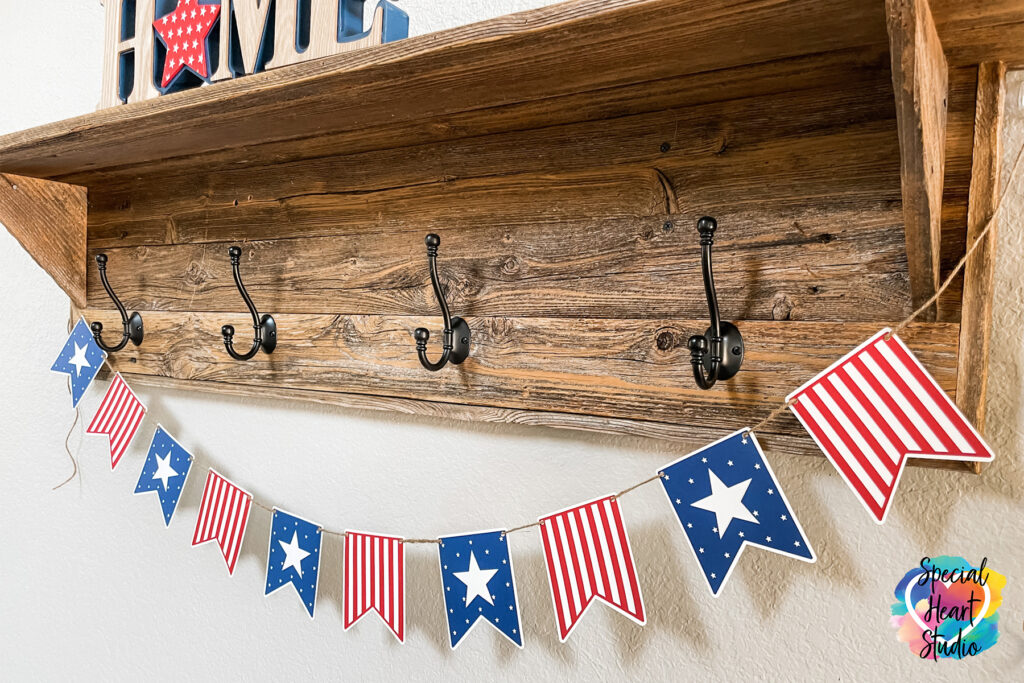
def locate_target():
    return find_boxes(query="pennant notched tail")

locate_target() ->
[343,532,405,642]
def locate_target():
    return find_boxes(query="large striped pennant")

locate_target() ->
[787,329,993,523]
[344,531,405,642]
[191,469,253,575]
[86,373,147,470]
[538,496,645,641]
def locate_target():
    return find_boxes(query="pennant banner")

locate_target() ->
[439,530,523,649]
[266,509,322,618]
[787,329,994,523]
[86,373,147,469]
[192,469,252,575]
[660,429,815,596]
[134,425,193,526]
[539,496,645,641]
[344,531,405,642]
[50,317,106,408]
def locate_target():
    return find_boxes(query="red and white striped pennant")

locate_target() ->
[539,496,646,641]
[191,469,253,575]
[343,531,405,642]
[86,372,147,470]
[787,329,993,523]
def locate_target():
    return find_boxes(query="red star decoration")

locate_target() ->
[153,0,220,88]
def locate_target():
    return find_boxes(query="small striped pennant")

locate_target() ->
[538,496,645,641]
[787,329,993,523]
[344,531,405,642]
[191,469,253,575]
[86,373,147,470]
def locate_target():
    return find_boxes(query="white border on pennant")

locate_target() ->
[131,423,194,528]
[784,328,991,525]
[49,316,108,406]
[537,495,647,642]
[87,372,149,470]
[341,529,406,643]
[435,528,525,651]
[265,507,323,620]
[657,428,817,597]
[191,467,253,577]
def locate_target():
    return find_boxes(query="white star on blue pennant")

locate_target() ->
[439,530,523,649]
[50,318,107,408]
[660,430,815,596]
[266,509,322,618]
[134,426,193,526]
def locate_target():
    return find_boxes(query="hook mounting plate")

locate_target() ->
[701,321,743,381]
[127,312,144,346]
[260,314,278,354]
[449,317,471,364]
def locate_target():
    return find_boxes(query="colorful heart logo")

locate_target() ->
[903,572,991,642]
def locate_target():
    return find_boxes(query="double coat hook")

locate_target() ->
[90,253,144,352]
[688,217,744,389]
[413,234,470,371]
[221,246,277,360]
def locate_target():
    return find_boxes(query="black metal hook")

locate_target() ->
[90,254,144,353]
[221,246,277,360]
[687,217,744,389]
[413,234,470,371]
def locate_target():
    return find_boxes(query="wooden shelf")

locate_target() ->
[1,0,1018,469]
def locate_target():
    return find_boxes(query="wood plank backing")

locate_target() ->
[932,0,1024,67]
[82,308,959,438]
[957,61,1006,474]
[887,0,949,320]
[0,174,87,307]
[84,201,909,321]
[0,0,889,178]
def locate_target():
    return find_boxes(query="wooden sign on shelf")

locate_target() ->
[100,0,409,108]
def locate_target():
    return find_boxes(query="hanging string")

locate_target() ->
[52,377,82,491]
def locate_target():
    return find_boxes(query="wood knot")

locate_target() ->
[183,261,208,286]
[817,233,834,244]
[655,327,684,351]
[500,255,522,276]
[771,295,795,321]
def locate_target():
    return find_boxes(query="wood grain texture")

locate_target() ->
[957,62,1006,474]
[80,307,960,437]
[0,0,890,178]
[100,0,159,108]
[887,0,949,320]
[931,0,1024,67]
[0,174,87,307]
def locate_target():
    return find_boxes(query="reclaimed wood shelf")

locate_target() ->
[1,0,1019,469]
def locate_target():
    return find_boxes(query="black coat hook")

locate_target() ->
[90,254,144,352]
[687,217,744,389]
[413,234,470,371]
[221,246,277,360]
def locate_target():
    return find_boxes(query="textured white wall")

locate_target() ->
[1,2,1022,680]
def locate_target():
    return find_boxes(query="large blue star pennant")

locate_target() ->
[265,509,322,618]
[133,426,193,526]
[50,317,107,408]
[439,530,523,649]
[660,429,815,596]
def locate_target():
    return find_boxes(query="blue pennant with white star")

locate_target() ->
[134,426,193,526]
[266,509,322,618]
[50,317,107,408]
[439,530,523,649]
[660,429,815,596]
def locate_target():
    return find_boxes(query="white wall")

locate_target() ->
[1,2,1022,680]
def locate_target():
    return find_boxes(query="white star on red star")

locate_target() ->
[153,0,219,87]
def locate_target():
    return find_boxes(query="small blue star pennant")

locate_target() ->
[266,509,322,618]
[439,530,523,649]
[50,317,106,408]
[134,426,193,526]
[660,429,815,596]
